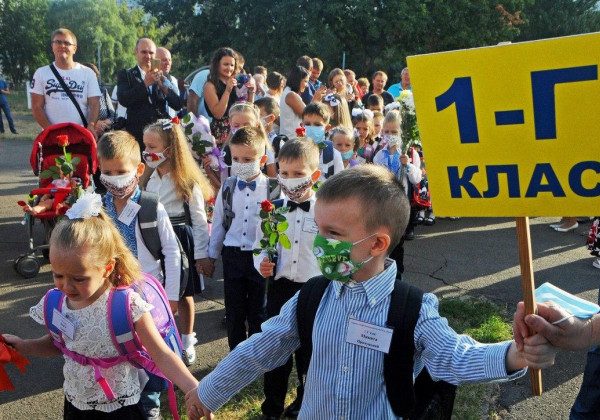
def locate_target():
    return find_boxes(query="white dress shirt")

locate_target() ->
[373,148,422,194]
[253,194,321,282]
[209,174,275,259]
[146,170,210,259]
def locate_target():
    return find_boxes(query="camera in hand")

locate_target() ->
[236,74,251,88]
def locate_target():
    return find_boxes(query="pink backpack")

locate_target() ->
[43,273,183,420]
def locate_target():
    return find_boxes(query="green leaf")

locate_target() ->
[182,114,191,124]
[40,169,54,179]
[253,249,262,255]
[274,214,286,222]
[276,221,289,232]
[260,239,269,248]
[61,163,73,175]
[261,221,270,235]
[259,210,268,219]
[279,233,291,249]
[269,232,278,246]
[55,156,65,166]
[64,152,71,161]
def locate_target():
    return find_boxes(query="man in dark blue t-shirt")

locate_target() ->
[0,78,17,134]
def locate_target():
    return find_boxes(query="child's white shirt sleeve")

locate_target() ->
[189,185,210,260]
[29,296,46,325]
[156,202,182,301]
[332,149,345,174]
[208,187,226,260]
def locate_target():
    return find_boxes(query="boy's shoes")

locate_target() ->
[10,129,17,134]
[593,258,600,269]
[283,398,302,418]
[415,210,425,224]
[423,212,436,226]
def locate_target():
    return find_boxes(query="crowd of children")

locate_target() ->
[3,47,562,420]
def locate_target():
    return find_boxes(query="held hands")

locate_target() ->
[196,258,215,278]
[513,301,594,351]
[185,387,214,419]
[259,257,275,278]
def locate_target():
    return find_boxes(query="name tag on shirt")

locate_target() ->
[118,200,141,225]
[302,217,318,234]
[52,308,76,340]
[346,317,393,353]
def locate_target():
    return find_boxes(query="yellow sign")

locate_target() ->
[407,32,600,216]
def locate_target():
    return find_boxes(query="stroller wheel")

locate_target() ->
[14,255,40,278]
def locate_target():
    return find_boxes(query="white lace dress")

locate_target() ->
[30,289,153,412]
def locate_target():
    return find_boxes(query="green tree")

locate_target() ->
[0,0,50,84]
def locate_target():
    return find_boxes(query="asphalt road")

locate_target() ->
[0,136,597,419]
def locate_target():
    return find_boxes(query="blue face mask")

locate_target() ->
[341,150,354,160]
[304,125,326,143]
[535,282,600,319]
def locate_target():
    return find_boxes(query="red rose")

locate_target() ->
[57,135,69,147]
[17,200,26,207]
[260,200,274,213]
[295,127,306,137]
[171,116,180,125]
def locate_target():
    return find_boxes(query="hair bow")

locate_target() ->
[65,191,102,220]
[323,94,340,107]
[384,101,401,113]
[160,119,173,131]
[351,108,374,119]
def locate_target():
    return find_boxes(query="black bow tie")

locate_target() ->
[288,201,311,212]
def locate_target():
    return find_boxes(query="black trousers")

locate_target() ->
[261,277,306,417]
[63,399,144,420]
[222,246,267,350]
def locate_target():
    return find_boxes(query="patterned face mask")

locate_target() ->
[312,233,376,282]
[277,174,313,202]
[231,159,261,181]
[100,171,139,199]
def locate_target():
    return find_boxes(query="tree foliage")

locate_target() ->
[0,0,50,84]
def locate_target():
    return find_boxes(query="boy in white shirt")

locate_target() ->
[254,139,321,419]
[208,126,278,350]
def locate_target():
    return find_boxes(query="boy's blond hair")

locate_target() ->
[143,121,215,202]
[97,130,141,165]
[50,210,142,287]
[316,165,410,250]
[229,126,267,154]
[278,138,319,171]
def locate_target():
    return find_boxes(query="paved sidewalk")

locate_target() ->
[0,137,596,419]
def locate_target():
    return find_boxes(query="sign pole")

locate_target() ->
[515,217,543,396]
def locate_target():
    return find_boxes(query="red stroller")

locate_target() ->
[14,123,97,278]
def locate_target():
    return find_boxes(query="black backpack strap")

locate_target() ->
[137,191,163,261]
[49,64,88,127]
[267,177,281,201]
[221,176,237,231]
[296,276,330,372]
[385,279,423,418]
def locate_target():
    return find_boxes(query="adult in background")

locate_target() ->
[188,67,211,120]
[0,76,17,134]
[156,47,183,118]
[361,70,394,106]
[203,47,254,144]
[31,28,100,131]
[116,38,176,149]
[301,57,325,104]
[387,67,411,99]
[82,63,114,137]
[253,65,268,99]
[264,71,285,102]
[279,65,310,138]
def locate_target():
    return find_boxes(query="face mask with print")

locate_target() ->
[386,135,402,149]
[277,174,313,202]
[231,159,261,181]
[312,233,376,282]
[100,171,139,199]
[304,125,326,143]
[142,148,169,169]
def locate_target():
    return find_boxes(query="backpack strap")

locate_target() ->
[267,177,281,201]
[385,279,423,418]
[137,191,163,261]
[221,176,238,231]
[296,275,330,372]
[49,64,88,127]
[108,287,142,355]
[321,141,335,178]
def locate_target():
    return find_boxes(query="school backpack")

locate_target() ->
[271,134,289,160]
[221,175,281,231]
[138,190,190,299]
[321,140,335,179]
[43,273,184,420]
[297,276,457,420]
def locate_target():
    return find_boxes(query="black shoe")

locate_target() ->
[283,398,302,418]
[404,230,415,241]
[10,129,18,134]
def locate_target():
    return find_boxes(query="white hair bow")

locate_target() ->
[384,101,401,113]
[351,108,374,119]
[323,94,340,107]
[65,191,102,220]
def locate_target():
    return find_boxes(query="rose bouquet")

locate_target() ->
[398,90,421,153]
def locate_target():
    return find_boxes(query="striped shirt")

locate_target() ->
[198,260,525,419]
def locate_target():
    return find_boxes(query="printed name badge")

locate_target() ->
[52,308,76,340]
[302,217,319,234]
[346,318,393,353]
[118,200,141,225]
